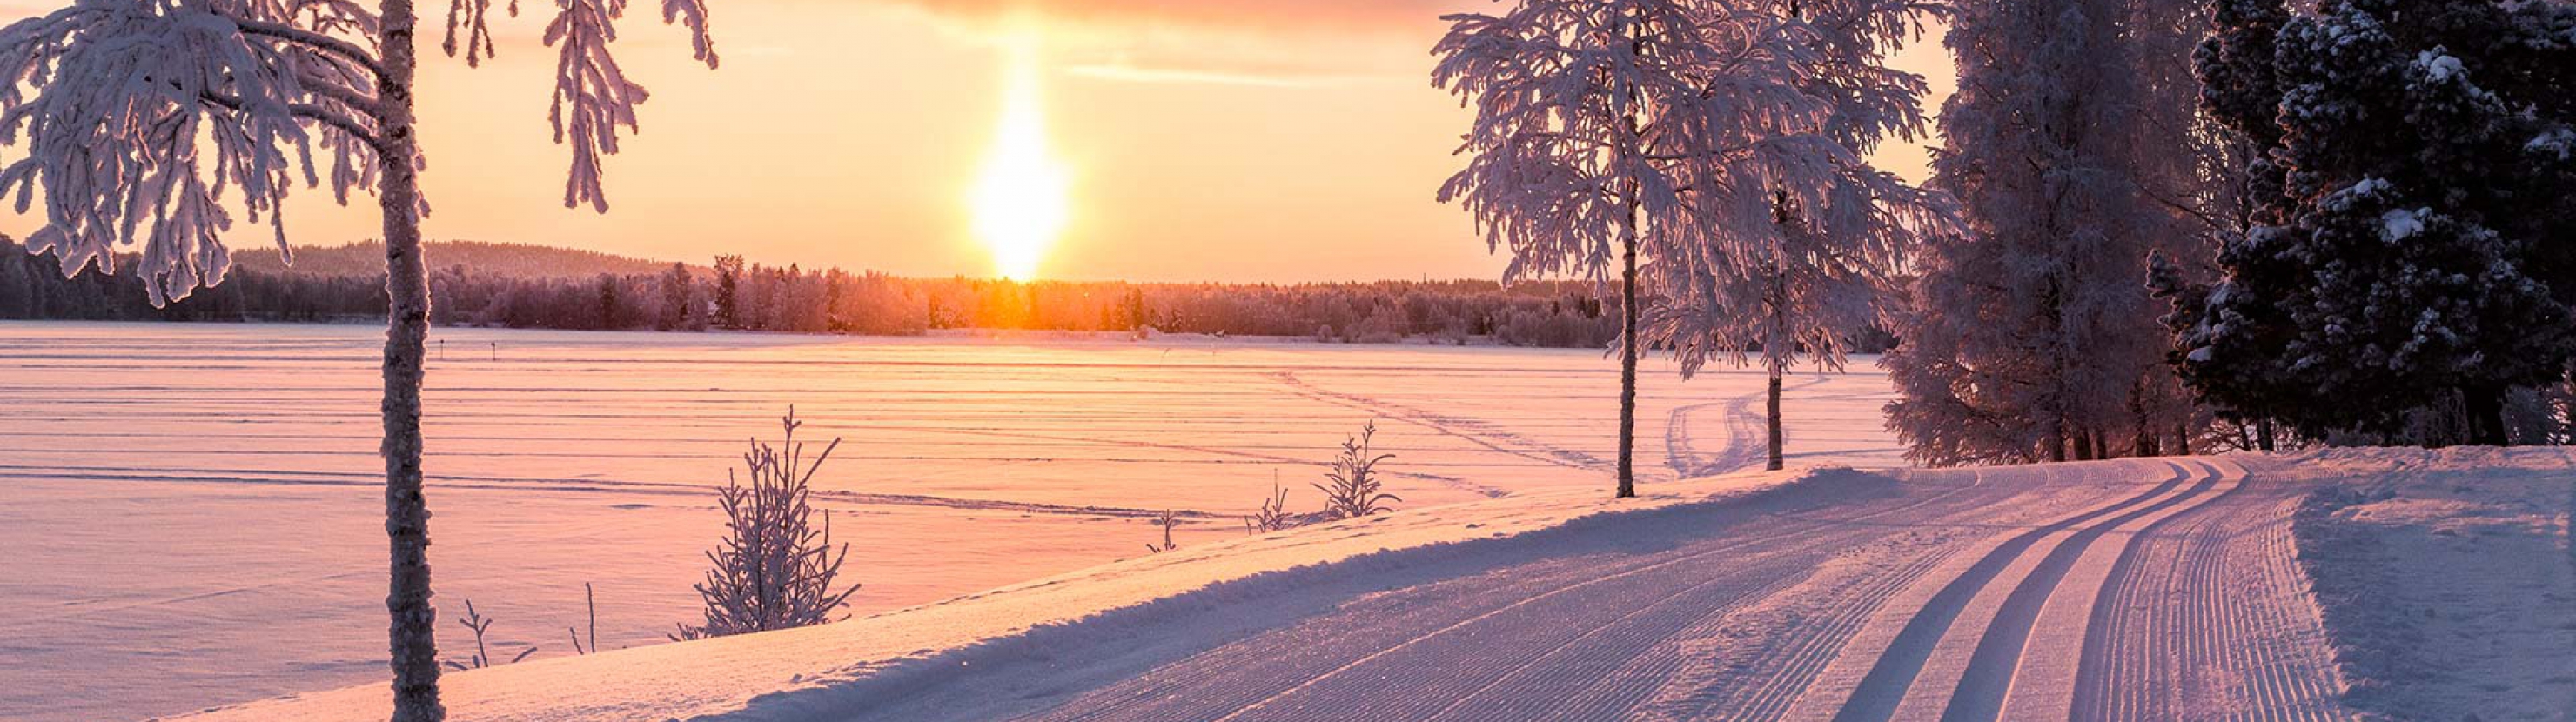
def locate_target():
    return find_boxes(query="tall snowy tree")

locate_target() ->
[1436,0,1771,496]
[1882,0,2186,465]
[1641,0,1951,472]
[0,0,716,719]
[2237,0,2576,444]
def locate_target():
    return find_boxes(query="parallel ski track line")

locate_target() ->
[1021,472,1991,722]
[1631,521,1977,721]
[2068,461,2347,722]
[1429,473,2019,722]
[1824,464,2197,722]
[1947,458,2236,717]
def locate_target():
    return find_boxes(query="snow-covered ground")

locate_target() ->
[168,455,2361,722]
[2284,447,2576,721]
[13,322,2570,722]
[0,321,1904,722]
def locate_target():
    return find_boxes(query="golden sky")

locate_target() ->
[0,0,1952,282]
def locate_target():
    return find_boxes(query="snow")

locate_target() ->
[2378,207,2426,241]
[0,321,1905,722]
[2415,50,2464,83]
[159,453,2363,722]
[2284,446,2576,721]
[10,321,2570,722]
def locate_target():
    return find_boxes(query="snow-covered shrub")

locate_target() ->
[1314,421,1399,520]
[673,410,862,641]
[1244,483,1296,534]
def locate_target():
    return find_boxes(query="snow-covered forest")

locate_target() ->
[1432,0,2574,465]
[0,236,1660,346]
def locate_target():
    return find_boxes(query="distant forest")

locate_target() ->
[0,238,1741,350]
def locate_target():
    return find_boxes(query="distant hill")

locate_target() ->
[233,240,685,280]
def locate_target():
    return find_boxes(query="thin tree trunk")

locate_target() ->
[2463,384,2509,446]
[1766,364,1783,471]
[2173,421,2191,456]
[1617,215,1639,498]
[1613,13,1642,500]
[375,1,442,719]
[2256,416,2277,451]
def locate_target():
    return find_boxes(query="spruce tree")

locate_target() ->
[2161,0,2298,449]
[2255,0,2576,444]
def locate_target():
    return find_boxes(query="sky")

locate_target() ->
[0,0,1954,283]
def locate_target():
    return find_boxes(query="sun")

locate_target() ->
[970,33,1070,282]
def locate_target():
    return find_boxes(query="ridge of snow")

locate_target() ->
[164,468,1865,722]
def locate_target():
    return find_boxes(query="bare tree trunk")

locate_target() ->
[2173,421,2191,456]
[1617,214,1639,498]
[1613,13,1642,500]
[2463,384,2509,447]
[1764,364,1785,471]
[375,2,442,719]
[2256,416,2277,451]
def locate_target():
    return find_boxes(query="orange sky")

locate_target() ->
[0,0,1953,283]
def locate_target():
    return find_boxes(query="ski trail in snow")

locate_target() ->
[2072,458,2351,722]
[1269,371,1595,491]
[918,458,2358,722]
[1808,462,2196,722]
[1661,373,1831,478]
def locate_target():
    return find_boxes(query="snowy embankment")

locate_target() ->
[2285,447,2576,721]
[167,468,1855,722]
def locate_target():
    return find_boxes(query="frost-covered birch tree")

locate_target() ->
[1435,0,1756,497]
[0,0,714,719]
[1640,0,1950,472]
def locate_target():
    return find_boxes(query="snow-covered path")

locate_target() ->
[874,458,2348,722]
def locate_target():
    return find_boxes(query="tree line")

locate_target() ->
[0,237,1655,349]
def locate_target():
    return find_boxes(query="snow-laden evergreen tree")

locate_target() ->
[1436,0,1772,497]
[1640,0,1951,472]
[2153,0,2298,450]
[1882,0,2185,465]
[0,0,714,718]
[2244,0,2576,444]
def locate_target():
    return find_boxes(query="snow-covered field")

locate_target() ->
[14,322,2570,722]
[0,321,1905,722]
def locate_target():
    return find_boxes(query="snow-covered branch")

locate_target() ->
[0,0,386,304]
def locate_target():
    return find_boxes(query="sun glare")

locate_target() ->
[971,33,1070,282]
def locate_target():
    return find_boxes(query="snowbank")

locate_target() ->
[2284,446,2576,720]
[164,467,1875,722]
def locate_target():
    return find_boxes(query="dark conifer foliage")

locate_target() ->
[2172,0,2576,445]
